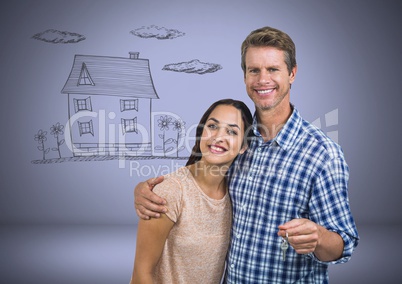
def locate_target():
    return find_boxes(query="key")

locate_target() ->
[281,232,289,261]
[281,239,288,261]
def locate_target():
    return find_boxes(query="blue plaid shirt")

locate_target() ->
[225,107,359,283]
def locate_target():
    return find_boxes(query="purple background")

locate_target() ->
[1,0,401,283]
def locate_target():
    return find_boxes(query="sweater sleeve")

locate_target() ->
[152,175,183,223]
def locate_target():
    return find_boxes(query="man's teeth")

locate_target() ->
[257,89,273,94]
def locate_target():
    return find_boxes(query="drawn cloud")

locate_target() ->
[32,29,86,44]
[162,59,222,75]
[130,25,185,40]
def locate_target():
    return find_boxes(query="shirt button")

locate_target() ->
[248,176,252,180]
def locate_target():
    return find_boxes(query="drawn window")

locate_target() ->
[78,62,95,86]
[73,97,92,113]
[78,120,94,136]
[120,99,138,112]
[122,117,138,134]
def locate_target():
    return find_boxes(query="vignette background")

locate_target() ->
[1,0,401,283]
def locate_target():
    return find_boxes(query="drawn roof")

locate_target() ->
[61,54,159,99]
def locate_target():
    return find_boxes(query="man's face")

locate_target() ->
[244,46,296,112]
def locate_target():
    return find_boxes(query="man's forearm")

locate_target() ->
[314,225,344,261]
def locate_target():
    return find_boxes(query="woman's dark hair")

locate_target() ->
[186,98,253,166]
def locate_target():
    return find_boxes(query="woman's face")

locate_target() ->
[199,104,247,168]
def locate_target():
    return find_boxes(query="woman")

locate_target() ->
[130,99,253,283]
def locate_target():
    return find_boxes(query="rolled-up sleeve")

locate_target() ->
[310,154,360,264]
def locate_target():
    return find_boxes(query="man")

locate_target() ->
[134,26,359,283]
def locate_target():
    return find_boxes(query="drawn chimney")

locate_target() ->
[129,52,139,59]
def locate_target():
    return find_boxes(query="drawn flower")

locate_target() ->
[50,122,64,137]
[172,119,185,132]
[34,129,47,143]
[158,115,172,131]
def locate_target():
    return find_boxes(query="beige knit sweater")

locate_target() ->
[152,167,232,284]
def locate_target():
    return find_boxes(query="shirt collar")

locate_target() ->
[252,105,302,150]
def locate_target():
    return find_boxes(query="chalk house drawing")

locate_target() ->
[31,26,225,164]
[61,51,160,158]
